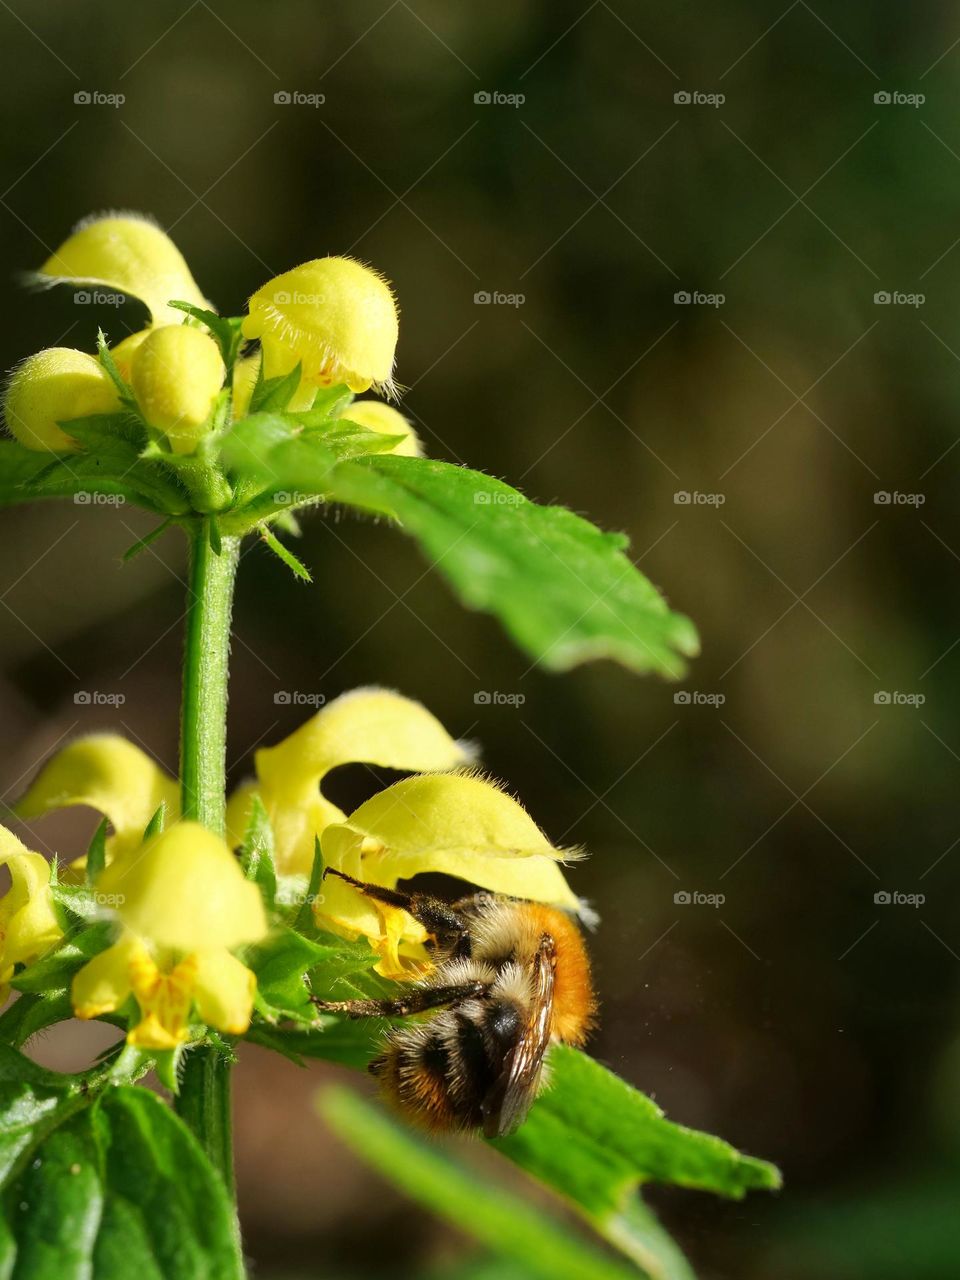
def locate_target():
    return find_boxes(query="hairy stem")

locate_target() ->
[175,519,240,1192]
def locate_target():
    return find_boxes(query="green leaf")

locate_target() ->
[319,1086,641,1280]
[12,923,114,995]
[494,1045,781,1213]
[121,519,173,563]
[325,456,699,678]
[0,1085,243,1279]
[294,383,354,423]
[96,329,138,408]
[86,818,108,885]
[246,1020,385,1069]
[239,793,277,909]
[260,525,312,582]
[249,360,303,413]
[0,992,75,1048]
[167,302,243,369]
[142,802,167,842]
[248,928,330,1022]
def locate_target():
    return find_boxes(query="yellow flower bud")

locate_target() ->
[36,213,207,328]
[242,257,398,395]
[0,826,63,992]
[340,399,422,457]
[4,347,120,452]
[131,325,225,454]
[110,328,150,382]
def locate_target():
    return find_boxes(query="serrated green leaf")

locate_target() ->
[494,1045,781,1212]
[323,456,699,678]
[0,1085,243,1280]
[319,1086,641,1280]
[0,992,75,1048]
[294,383,353,423]
[248,929,331,1022]
[260,525,312,582]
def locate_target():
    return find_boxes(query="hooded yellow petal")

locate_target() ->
[242,257,398,395]
[251,688,473,875]
[340,399,422,457]
[72,933,141,1019]
[4,347,120,452]
[37,213,207,327]
[99,822,267,952]
[131,324,225,453]
[16,735,179,859]
[320,773,580,912]
[192,948,257,1035]
[0,826,62,971]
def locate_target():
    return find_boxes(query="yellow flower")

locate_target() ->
[317,772,582,978]
[72,822,267,1049]
[4,347,120,452]
[130,325,225,454]
[226,687,472,877]
[35,213,207,328]
[241,257,398,396]
[17,734,179,867]
[340,399,422,457]
[0,826,63,993]
[110,329,150,382]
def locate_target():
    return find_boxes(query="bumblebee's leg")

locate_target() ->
[323,867,469,953]
[311,979,487,1019]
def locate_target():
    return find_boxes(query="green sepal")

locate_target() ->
[11,922,114,995]
[86,817,108,885]
[260,525,312,582]
[249,359,303,414]
[167,302,244,370]
[239,793,277,911]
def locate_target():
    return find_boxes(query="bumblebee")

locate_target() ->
[312,869,596,1137]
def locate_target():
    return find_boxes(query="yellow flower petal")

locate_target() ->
[242,257,398,395]
[340,399,422,457]
[127,947,196,1049]
[0,826,62,971]
[131,325,225,454]
[321,772,580,911]
[246,688,473,875]
[192,948,257,1035]
[72,933,141,1019]
[16,734,179,860]
[99,822,267,952]
[4,348,120,452]
[36,213,207,327]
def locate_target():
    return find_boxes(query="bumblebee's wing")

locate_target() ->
[481,934,556,1139]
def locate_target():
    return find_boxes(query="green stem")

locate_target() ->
[175,518,240,1193]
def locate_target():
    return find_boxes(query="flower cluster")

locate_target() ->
[3,213,419,468]
[2,689,584,1048]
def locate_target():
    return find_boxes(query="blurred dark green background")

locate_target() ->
[2,2,960,1276]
